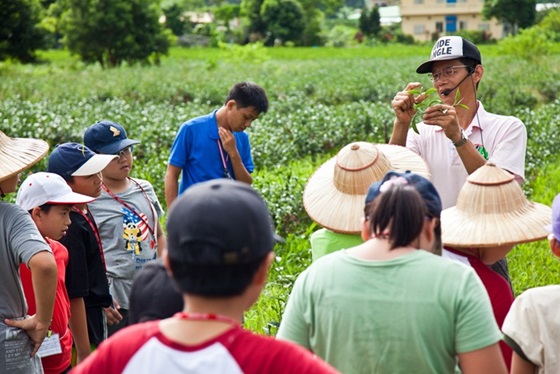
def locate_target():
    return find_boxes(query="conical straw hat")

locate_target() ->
[303,142,430,234]
[0,131,49,182]
[442,162,551,248]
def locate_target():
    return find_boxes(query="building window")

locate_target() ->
[436,22,444,32]
[459,21,467,30]
[414,25,426,34]
[414,0,424,4]
[478,23,490,31]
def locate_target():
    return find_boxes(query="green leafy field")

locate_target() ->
[2,45,559,334]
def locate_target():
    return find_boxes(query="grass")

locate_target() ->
[508,155,560,296]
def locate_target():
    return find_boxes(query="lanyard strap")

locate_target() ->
[72,207,107,272]
[174,312,239,326]
[101,178,157,239]
[216,140,232,179]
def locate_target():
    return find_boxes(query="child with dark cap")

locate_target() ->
[47,143,119,364]
[72,179,338,374]
[83,120,166,336]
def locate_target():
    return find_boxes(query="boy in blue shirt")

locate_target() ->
[164,82,268,208]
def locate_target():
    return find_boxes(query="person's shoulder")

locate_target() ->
[515,284,560,305]
[479,103,525,126]
[181,112,215,128]
[129,177,155,192]
[0,201,28,218]
[235,330,338,373]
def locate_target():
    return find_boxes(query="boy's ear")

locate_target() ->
[30,206,43,220]
[253,252,274,287]
[225,100,237,110]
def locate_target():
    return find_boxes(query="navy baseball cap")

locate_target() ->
[366,171,442,218]
[84,120,140,154]
[167,179,282,266]
[416,36,482,74]
[48,142,117,179]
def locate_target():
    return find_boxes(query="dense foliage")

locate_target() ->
[0,0,47,62]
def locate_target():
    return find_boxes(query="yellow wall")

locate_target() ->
[399,0,504,41]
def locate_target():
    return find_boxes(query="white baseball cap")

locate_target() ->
[16,172,95,211]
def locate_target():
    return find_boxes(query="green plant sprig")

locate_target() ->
[407,87,469,133]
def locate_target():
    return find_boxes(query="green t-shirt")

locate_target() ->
[310,228,363,262]
[277,250,502,374]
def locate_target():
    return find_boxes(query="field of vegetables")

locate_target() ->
[1,45,560,333]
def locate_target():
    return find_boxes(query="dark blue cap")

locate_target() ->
[47,142,117,179]
[84,120,140,154]
[366,171,442,218]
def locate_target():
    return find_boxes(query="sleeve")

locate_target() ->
[139,180,164,217]
[501,290,543,367]
[405,126,423,156]
[276,270,312,350]
[168,123,190,169]
[238,133,254,173]
[488,117,526,182]
[59,216,89,299]
[9,206,50,266]
[454,269,503,354]
[71,322,159,374]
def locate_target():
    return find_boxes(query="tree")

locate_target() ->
[214,4,241,31]
[241,0,267,38]
[261,0,305,44]
[483,0,536,35]
[0,0,47,63]
[60,0,171,68]
[359,5,380,37]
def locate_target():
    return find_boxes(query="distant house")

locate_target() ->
[349,4,401,26]
[399,0,503,42]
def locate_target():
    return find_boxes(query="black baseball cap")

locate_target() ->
[166,179,282,267]
[416,36,482,74]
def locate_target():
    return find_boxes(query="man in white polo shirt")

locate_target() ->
[388,36,526,284]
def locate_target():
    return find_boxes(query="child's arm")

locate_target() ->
[69,297,91,364]
[5,251,57,356]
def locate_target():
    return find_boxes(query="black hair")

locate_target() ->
[168,253,268,298]
[28,203,53,215]
[460,57,480,90]
[367,185,428,250]
[225,82,269,114]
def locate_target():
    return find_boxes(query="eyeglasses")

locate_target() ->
[428,65,469,82]
[114,146,133,159]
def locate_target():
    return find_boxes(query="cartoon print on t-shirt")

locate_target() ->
[122,207,149,255]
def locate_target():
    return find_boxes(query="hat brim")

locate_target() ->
[71,154,118,176]
[442,202,552,248]
[0,132,49,182]
[96,139,141,154]
[48,191,96,206]
[303,144,430,234]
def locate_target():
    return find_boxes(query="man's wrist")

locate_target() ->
[453,131,468,148]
